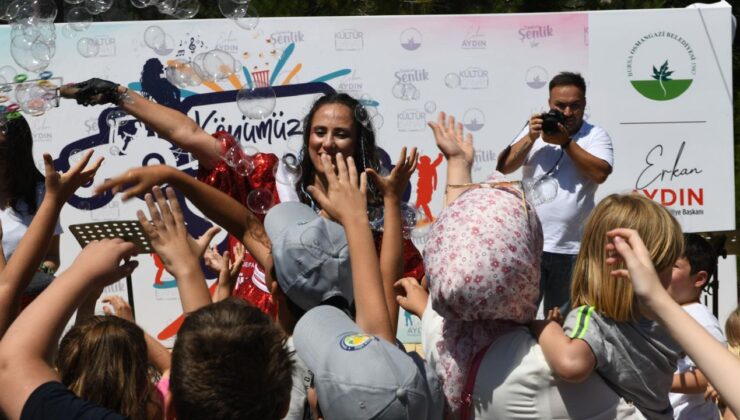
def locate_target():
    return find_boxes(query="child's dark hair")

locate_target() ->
[170,298,294,420]
[682,233,717,285]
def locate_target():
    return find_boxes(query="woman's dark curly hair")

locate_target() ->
[294,93,382,207]
[2,115,44,214]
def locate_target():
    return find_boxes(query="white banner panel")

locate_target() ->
[0,2,733,343]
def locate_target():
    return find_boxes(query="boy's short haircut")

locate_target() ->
[683,233,717,283]
[170,298,294,420]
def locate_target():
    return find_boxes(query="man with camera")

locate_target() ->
[497,72,613,315]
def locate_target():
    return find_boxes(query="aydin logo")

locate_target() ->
[627,31,696,101]
[400,28,422,51]
[462,26,486,49]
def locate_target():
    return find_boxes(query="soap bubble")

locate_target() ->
[11,35,51,72]
[66,7,92,31]
[246,188,275,214]
[236,86,276,120]
[444,72,460,89]
[367,206,384,231]
[522,175,559,206]
[202,49,239,80]
[234,6,259,30]
[76,37,99,58]
[168,0,199,18]
[143,25,166,50]
[273,153,302,186]
[106,109,127,128]
[130,0,150,8]
[84,0,113,15]
[165,59,201,88]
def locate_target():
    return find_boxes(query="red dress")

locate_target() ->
[197,132,425,318]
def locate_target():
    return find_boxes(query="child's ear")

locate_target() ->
[693,270,710,289]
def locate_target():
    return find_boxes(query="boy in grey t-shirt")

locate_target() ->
[564,305,681,419]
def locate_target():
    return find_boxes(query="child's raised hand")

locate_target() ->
[102,295,134,322]
[70,238,138,287]
[395,277,428,319]
[307,153,368,226]
[428,111,474,165]
[188,225,222,259]
[95,165,172,201]
[366,147,418,200]
[606,228,663,300]
[44,151,104,204]
[137,186,195,276]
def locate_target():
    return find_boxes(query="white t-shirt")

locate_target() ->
[517,121,613,254]
[1,183,63,260]
[669,302,725,420]
[421,298,645,419]
[284,337,310,420]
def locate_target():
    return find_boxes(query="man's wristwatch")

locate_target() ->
[561,138,572,150]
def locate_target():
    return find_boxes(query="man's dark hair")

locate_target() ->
[170,298,294,420]
[683,233,718,283]
[549,72,587,96]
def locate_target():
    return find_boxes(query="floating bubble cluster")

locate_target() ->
[127,0,200,19]
[0,66,61,120]
[163,49,242,88]
[5,0,57,72]
[354,95,384,130]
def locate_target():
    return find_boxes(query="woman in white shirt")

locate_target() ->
[0,114,61,301]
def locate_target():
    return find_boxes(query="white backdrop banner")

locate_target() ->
[0,2,734,344]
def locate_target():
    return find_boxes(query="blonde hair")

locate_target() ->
[726,307,740,357]
[571,194,683,321]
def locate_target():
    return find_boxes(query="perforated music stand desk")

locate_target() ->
[69,221,153,317]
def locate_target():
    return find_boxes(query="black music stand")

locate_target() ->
[69,221,152,317]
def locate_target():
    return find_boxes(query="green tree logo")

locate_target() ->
[652,60,674,97]
[630,59,693,101]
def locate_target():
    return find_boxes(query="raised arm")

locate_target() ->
[308,153,395,344]
[497,114,540,174]
[95,165,272,271]
[542,122,611,184]
[608,228,740,417]
[366,147,418,334]
[428,112,474,206]
[0,239,137,420]
[61,78,221,168]
[0,151,103,337]
[138,186,210,314]
[529,320,596,382]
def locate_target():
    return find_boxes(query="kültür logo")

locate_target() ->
[627,31,696,101]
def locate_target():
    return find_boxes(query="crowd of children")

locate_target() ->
[0,82,739,420]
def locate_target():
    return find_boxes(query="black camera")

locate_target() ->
[541,109,566,135]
